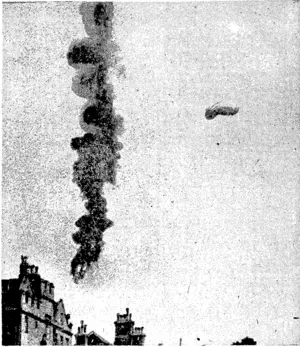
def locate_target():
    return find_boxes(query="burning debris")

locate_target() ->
[205,102,239,120]
[67,2,123,282]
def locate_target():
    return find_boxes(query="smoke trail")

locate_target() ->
[67,2,123,282]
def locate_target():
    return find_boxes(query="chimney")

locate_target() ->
[20,256,29,277]
[126,308,129,315]
[21,255,28,264]
[76,321,87,346]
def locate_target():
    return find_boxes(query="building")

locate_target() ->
[114,308,146,346]
[2,255,73,345]
[75,320,111,345]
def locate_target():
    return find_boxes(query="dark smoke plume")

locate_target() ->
[67,2,123,282]
[205,102,239,120]
[232,337,257,345]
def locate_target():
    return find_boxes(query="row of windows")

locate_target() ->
[24,292,41,308]
[24,315,40,333]
[54,333,70,345]
[43,284,53,294]
[24,300,66,327]
[24,316,71,345]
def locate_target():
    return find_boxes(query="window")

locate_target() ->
[35,321,38,329]
[54,331,58,346]
[25,292,29,304]
[60,336,63,345]
[37,300,40,309]
[66,338,69,345]
[32,297,35,306]
[46,325,50,337]
[40,334,47,346]
[45,314,51,336]
[25,316,28,333]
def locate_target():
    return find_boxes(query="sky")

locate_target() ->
[2,1,300,345]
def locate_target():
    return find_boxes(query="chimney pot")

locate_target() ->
[84,325,87,333]
[126,308,129,315]
[78,327,80,333]
[21,255,28,263]
[81,320,84,327]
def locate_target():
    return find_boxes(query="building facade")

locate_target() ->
[114,308,146,346]
[75,320,111,345]
[2,256,73,346]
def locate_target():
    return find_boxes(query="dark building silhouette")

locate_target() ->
[114,308,146,346]
[232,337,257,345]
[75,320,111,345]
[2,256,73,345]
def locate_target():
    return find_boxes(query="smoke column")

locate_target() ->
[67,2,123,282]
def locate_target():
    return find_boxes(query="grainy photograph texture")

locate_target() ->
[2,1,300,346]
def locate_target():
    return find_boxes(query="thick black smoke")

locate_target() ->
[205,102,239,120]
[232,337,257,345]
[67,2,123,282]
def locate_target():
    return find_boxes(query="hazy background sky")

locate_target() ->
[2,1,300,345]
